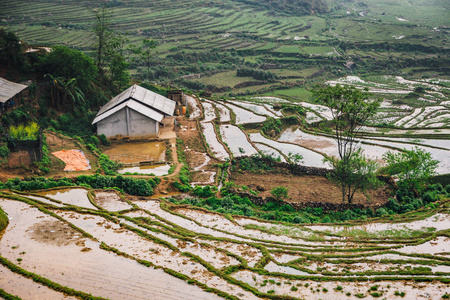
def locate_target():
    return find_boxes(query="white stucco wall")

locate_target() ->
[128,109,159,137]
[97,107,159,138]
[97,108,128,138]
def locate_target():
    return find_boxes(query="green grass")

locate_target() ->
[264,87,312,102]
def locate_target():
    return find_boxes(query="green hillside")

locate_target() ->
[0,0,449,96]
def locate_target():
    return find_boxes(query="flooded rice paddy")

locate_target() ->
[0,192,449,299]
[224,103,267,124]
[249,133,329,168]
[200,122,230,160]
[220,125,258,157]
[229,100,280,118]
[103,141,166,165]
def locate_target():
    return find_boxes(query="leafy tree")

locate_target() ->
[313,84,382,203]
[92,6,129,88]
[0,29,25,68]
[271,186,289,201]
[383,147,438,195]
[129,39,157,80]
[92,6,114,73]
[44,75,85,112]
[327,149,381,204]
[40,45,98,91]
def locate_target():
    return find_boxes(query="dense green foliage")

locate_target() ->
[39,45,98,91]
[235,154,278,172]
[270,186,289,200]
[98,153,121,176]
[0,175,153,196]
[173,138,192,192]
[383,147,439,195]
[236,68,278,82]
[325,149,381,204]
[0,28,25,69]
[9,122,39,140]
[169,183,447,224]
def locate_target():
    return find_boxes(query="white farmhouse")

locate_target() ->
[92,85,176,139]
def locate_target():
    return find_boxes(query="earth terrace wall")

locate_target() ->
[231,156,393,211]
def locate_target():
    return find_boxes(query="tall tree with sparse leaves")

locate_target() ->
[92,6,129,89]
[313,84,382,203]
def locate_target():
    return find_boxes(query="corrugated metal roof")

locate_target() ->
[0,77,28,103]
[96,85,176,117]
[92,99,164,125]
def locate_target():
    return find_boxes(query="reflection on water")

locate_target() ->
[119,164,171,176]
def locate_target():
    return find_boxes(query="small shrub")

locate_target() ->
[370,292,382,298]
[0,145,10,158]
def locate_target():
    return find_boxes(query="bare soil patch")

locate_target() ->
[27,220,84,246]
[177,117,220,184]
[232,172,391,206]
[46,132,98,177]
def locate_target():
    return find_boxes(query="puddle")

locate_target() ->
[229,100,279,118]
[119,164,171,175]
[94,191,132,211]
[264,261,310,276]
[37,188,97,210]
[103,141,166,165]
[249,133,329,168]
[254,143,286,162]
[219,125,258,157]
[225,103,266,124]
[200,122,229,160]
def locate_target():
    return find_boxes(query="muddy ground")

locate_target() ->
[177,118,220,184]
[232,172,391,206]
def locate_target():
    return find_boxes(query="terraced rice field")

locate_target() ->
[1,189,449,299]
[189,89,448,176]
[327,76,450,128]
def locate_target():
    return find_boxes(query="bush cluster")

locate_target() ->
[382,183,448,216]
[168,182,448,224]
[0,175,153,196]
[236,67,278,81]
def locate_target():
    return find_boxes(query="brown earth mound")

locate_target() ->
[232,172,392,207]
